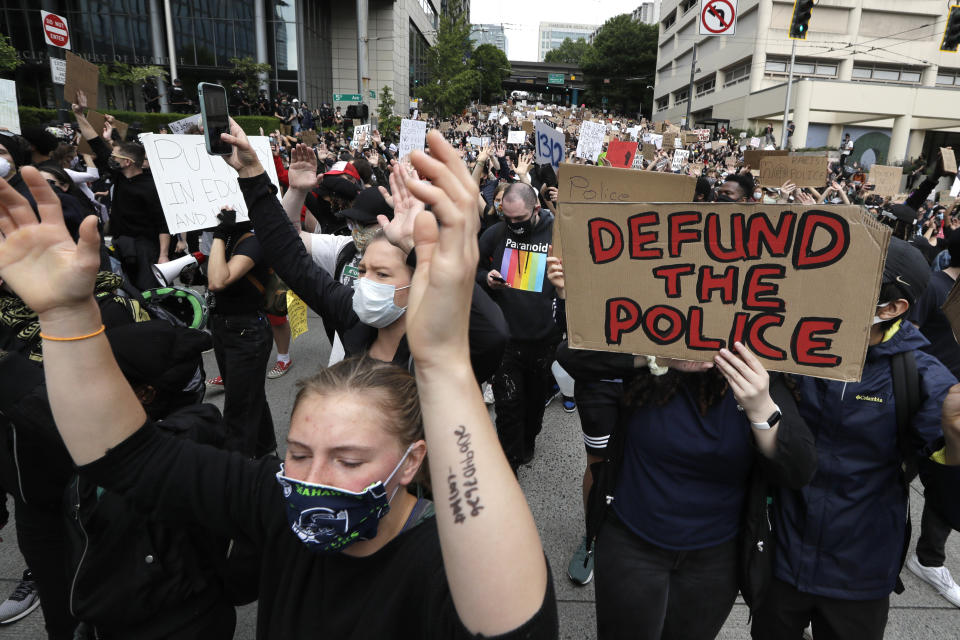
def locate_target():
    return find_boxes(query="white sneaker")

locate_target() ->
[906,553,960,608]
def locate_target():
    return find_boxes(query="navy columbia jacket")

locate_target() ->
[773,321,955,600]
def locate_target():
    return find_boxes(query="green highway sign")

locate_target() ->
[548,72,565,85]
[333,93,363,102]
[369,90,376,99]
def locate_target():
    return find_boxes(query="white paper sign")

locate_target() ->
[467,136,483,147]
[507,130,526,145]
[740,131,747,138]
[50,58,66,85]
[499,116,509,125]
[535,109,551,117]
[674,137,682,148]
[351,123,371,148]
[140,134,281,234]
[576,121,606,162]
[632,151,644,169]
[167,114,201,135]
[0,80,21,135]
[705,142,713,150]
[487,110,499,122]
[749,137,761,148]
[671,149,690,172]
[535,121,565,170]
[649,133,663,149]
[399,118,427,159]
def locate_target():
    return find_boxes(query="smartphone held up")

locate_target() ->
[199,82,232,156]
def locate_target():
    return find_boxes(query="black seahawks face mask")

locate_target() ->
[507,213,537,236]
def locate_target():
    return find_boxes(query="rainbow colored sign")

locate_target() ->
[499,245,547,292]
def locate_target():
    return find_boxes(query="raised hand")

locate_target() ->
[378,162,424,254]
[288,143,319,191]
[401,130,481,368]
[546,254,564,299]
[0,167,101,316]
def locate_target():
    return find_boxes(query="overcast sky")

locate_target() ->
[470,0,643,61]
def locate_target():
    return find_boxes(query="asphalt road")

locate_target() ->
[1,308,958,638]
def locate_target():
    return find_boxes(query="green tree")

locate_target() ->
[229,56,272,103]
[376,85,402,141]
[418,14,481,117]
[98,63,168,110]
[0,34,21,73]
[543,38,590,65]
[581,15,658,116]
[471,44,510,104]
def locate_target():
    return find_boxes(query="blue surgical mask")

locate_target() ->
[275,443,415,554]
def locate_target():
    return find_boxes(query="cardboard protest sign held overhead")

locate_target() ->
[521,120,535,135]
[300,130,318,146]
[744,149,787,172]
[607,140,638,169]
[77,110,129,155]
[671,149,690,172]
[641,143,658,161]
[140,134,281,234]
[558,202,891,381]
[64,51,98,110]
[869,165,903,198]
[507,130,526,145]
[456,122,472,133]
[759,155,828,188]
[0,79,21,134]
[576,121,606,162]
[535,120,565,170]
[941,147,957,175]
[398,119,427,159]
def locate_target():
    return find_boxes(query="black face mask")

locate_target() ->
[507,214,536,236]
[715,193,736,203]
[108,158,123,171]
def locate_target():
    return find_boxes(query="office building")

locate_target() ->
[652,0,960,164]
[538,22,597,62]
[1,0,442,118]
[633,1,661,26]
[471,24,508,57]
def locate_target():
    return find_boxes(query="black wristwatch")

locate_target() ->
[750,406,782,430]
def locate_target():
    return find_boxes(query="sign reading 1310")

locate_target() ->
[699,0,738,36]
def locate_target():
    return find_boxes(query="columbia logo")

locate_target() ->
[856,395,883,403]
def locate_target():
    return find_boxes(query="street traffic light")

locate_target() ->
[789,0,815,40]
[941,5,960,52]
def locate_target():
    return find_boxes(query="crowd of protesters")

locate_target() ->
[0,87,958,640]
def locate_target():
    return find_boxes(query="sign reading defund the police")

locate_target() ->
[559,203,891,381]
[141,134,281,234]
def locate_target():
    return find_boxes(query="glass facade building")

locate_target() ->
[1,0,331,109]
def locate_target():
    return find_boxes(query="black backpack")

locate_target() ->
[891,349,922,594]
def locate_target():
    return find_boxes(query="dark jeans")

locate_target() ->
[492,339,556,468]
[917,498,952,567]
[111,235,159,293]
[210,312,276,458]
[594,514,739,640]
[751,578,889,640]
[15,500,76,640]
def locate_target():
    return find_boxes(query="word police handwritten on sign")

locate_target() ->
[535,120,564,169]
[140,134,281,234]
[559,203,890,381]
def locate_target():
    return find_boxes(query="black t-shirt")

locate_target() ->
[110,171,168,240]
[911,270,960,378]
[910,236,941,265]
[80,423,559,639]
[212,233,270,316]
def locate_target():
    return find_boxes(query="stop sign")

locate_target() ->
[41,11,71,50]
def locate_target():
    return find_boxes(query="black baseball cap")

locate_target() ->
[881,237,930,305]
[339,186,393,226]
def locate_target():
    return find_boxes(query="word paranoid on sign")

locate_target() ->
[559,203,890,381]
[141,134,281,234]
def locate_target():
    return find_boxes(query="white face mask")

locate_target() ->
[352,277,410,328]
[0,157,11,180]
[872,301,891,325]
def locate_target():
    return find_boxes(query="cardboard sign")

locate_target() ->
[77,110,129,154]
[521,120,535,135]
[941,147,957,175]
[398,119,427,159]
[439,121,452,133]
[558,202,891,381]
[301,130,318,146]
[576,121,607,162]
[507,130,526,145]
[744,149,787,171]
[64,51,98,109]
[535,120,565,170]
[671,149,690,172]
[607,140,638,169]
[0,79,21,134]
[683,132,700,145]
[641,143,658,161]
[456,122,472,133]
[140,134,281,234]
[558,164,696,205]
[759,155,828,188]
[869,165,903,198]
[168,114,201,135]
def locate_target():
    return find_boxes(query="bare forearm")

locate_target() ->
[282,187,308,230]
[39,299,146,465]
[207,239,230,290]
[416,362,546,635]
[158,233,170,257]
[74,113,98,141]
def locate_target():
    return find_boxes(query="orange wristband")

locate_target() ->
[39,324,106,342]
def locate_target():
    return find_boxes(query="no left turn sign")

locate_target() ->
[41,11,71,50]
[699,0,737,36]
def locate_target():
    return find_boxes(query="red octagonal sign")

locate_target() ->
[41,11,71,50]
